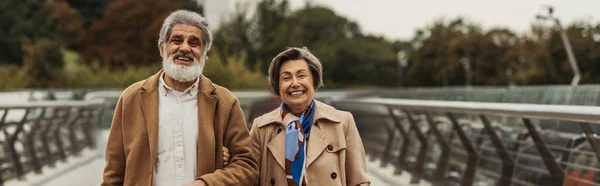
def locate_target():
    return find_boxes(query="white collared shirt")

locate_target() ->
[153,73,199,186]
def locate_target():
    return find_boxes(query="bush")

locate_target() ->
[0,65,29,90]
[204,51,268,90]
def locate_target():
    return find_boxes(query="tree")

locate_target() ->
[79,0,190,69]
[46,0,84,48]
[21,39,65,88]
[66,0,113,28]
[0,0,55,65]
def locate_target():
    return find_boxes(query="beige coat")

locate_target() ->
[102,71,258,186]
[250,101,370,186]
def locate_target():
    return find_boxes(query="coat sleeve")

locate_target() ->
[344,112,371,186]
[101,95,126,186]
[199,99,259,186]
[249,117,263,186]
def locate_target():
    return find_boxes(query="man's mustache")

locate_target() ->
[171,52,196,61]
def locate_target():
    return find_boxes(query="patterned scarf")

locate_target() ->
[281,100,315,186]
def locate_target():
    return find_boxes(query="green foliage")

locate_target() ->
[78,0,200,69]
[2,0,600,89]
[47,0,85,48]
[66,0,113,28]
[214,1,396,87]
[64,49,161,88]
[204,50,269,90]
[0,0,55,65]
[22,39,65,88]
[0,65,29,90]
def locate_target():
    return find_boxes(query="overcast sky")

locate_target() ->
[281,0,600,41]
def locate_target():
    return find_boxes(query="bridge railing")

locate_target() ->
[332,97,600,186]
[0,101,104,181]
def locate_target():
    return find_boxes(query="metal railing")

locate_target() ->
[0,101,104,181]
[332,97,600,186]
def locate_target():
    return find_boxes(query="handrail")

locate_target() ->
[339,97,600,123]
[0,100,104,181]
[0,100,104,109]
[333,97,600,186]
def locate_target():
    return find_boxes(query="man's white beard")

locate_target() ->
[162,51,205,82]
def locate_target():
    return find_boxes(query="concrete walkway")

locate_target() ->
[5,130,426,186]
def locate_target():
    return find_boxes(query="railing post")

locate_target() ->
[522,118,565,186]
[42,108,57,166]
[404,110,429,184]
[53,108,68,162]
[25,108,46,174]
[67,107,81,154]
[7,108,30,179]
[380,106,398,167]
[82,107,97,149]
[447,113,478,186]
[479,115,514,185]
[424,112,450,185]
[579,122,600,164]
[389,110,411,175]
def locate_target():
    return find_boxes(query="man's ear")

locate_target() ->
[159,43,165,58]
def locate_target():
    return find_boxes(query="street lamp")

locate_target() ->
[460,56,471,88]
[536,5,581,87]
[505,68,514,87]
[397,51,408,87]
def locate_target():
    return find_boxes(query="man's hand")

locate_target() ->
[185,179,207,186]
[223,147,230,166]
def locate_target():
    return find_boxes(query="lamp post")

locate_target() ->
[397,51,408,87]
[536,5,581,87]
[460,56,471,88]
[505,68,514,87]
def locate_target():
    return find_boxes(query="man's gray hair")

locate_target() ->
[158,10,212,55]
[268,47,324,96]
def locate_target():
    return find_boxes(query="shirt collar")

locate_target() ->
[158,72,200,97]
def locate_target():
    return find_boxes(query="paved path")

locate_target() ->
[5,130,428,186]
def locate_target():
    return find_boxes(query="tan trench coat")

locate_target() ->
[101,70,258,186]
[250,101,370,186]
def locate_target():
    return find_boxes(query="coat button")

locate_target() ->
[277,128,283,134]
[331,172,337,179]
[270,178,275,185]
[327,145,333,151]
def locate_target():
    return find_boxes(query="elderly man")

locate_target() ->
[101,10,258,186]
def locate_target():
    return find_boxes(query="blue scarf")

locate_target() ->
[281,100,315,186]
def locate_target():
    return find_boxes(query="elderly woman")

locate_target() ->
[249,47,370,186]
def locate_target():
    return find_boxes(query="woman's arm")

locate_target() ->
[344,112,371,186]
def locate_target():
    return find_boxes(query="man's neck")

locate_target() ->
[164,74,197,92]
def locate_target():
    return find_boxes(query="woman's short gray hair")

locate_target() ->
[268,47,324,96]
[158,10,212,55]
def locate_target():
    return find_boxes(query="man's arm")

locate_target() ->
[198,100,259,185]
[101,96,126,186]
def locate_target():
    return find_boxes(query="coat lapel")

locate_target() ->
[140,71,161,172]
[267,130,286,169]
[306,125,331,167]
[196,75,217,175]
[261,109,286,170]
[306,101,341,167]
